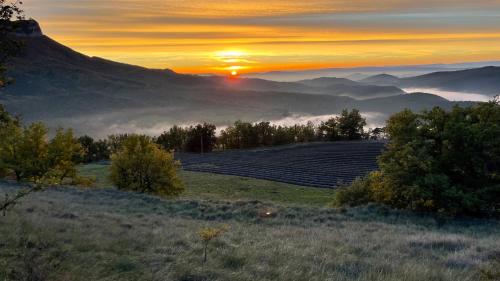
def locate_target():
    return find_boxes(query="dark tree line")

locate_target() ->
[78,135,110,163]
[150,123,217,153]
[77,123,219,162]
[219,109,376,149]
[317,109,368,141]
[218,121,316,149]
[77,109,380,162]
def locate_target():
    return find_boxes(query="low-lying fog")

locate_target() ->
[51,112,388,139]
[403,88,492,102]
[267,112,386,130]
[120,112,387,137]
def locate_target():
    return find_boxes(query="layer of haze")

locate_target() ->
[22,0,500,75]
[403,88,492,102]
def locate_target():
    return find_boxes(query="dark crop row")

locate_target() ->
[176,141,386,188]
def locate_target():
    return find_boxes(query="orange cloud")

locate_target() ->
[23,0,500,74]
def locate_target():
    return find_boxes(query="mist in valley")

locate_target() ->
[404,88,492,102]
[49,111,389,139]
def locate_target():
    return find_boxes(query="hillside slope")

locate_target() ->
[0,179,498,281]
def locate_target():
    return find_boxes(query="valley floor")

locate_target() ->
[0,168,499,281]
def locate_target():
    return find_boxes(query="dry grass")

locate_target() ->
[1,181,499,281]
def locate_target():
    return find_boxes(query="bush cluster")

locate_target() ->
[0,105,85,185]
[334,101,500,217]
[109,135,184,197]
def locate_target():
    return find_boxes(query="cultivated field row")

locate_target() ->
[177,141,386,188]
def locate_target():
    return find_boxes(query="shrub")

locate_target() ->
[0,107,90,214]
[48,128,84,182]
[480,259,500,281]
[334,101,500,217]
[198,225,229,263]
[0,121,84,184]
[332,172,377,207]
[109,135,184,196]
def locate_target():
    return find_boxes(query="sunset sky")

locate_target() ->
[23,0,500,74]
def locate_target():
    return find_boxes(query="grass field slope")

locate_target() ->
[0,178,499,281]
[177,141,386,188]
[78,165,337,207]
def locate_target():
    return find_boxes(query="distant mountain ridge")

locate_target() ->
[400,67,500,95]
[243,61,500,82]
[0,20,474,136]
[362,67,500,95]
[360,74,400,86]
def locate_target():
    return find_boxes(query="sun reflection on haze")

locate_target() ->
[214,50,253,75]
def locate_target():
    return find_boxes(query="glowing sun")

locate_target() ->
[231,70,238,76]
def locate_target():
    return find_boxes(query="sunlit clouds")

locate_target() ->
[23,0,500,74]
[213,50,253,74]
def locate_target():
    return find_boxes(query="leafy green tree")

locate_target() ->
[234,121,259,148]
[109,135,184,196]
[368,127,386,140]
[184,123,217,153]
[254,121,274,146]
[334,101,500,216]
[4,122,49,182]
[0,104,14,124]
[272,125,295,145]
[48,128,83,182]
[318,118,339,141]
[107,134,129,154]
[0,104,20,177]
[94,139,111,160]
[336,109,367,140]
[1,124,84,183]
[294,122,317,143]
[78,135,110,163]
[78,135,96,163]
[156,125,186,151]
[218,121,257,149]
[0,118,90,214]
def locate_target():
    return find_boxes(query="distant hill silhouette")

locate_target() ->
[0,20,470,136]
[298,77,360,87]
[400,67,500,95]
[361,74,401,86]
[364,67,500,95]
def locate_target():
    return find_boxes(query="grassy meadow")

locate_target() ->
[78,164,337,207]
[0,164,499,281]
